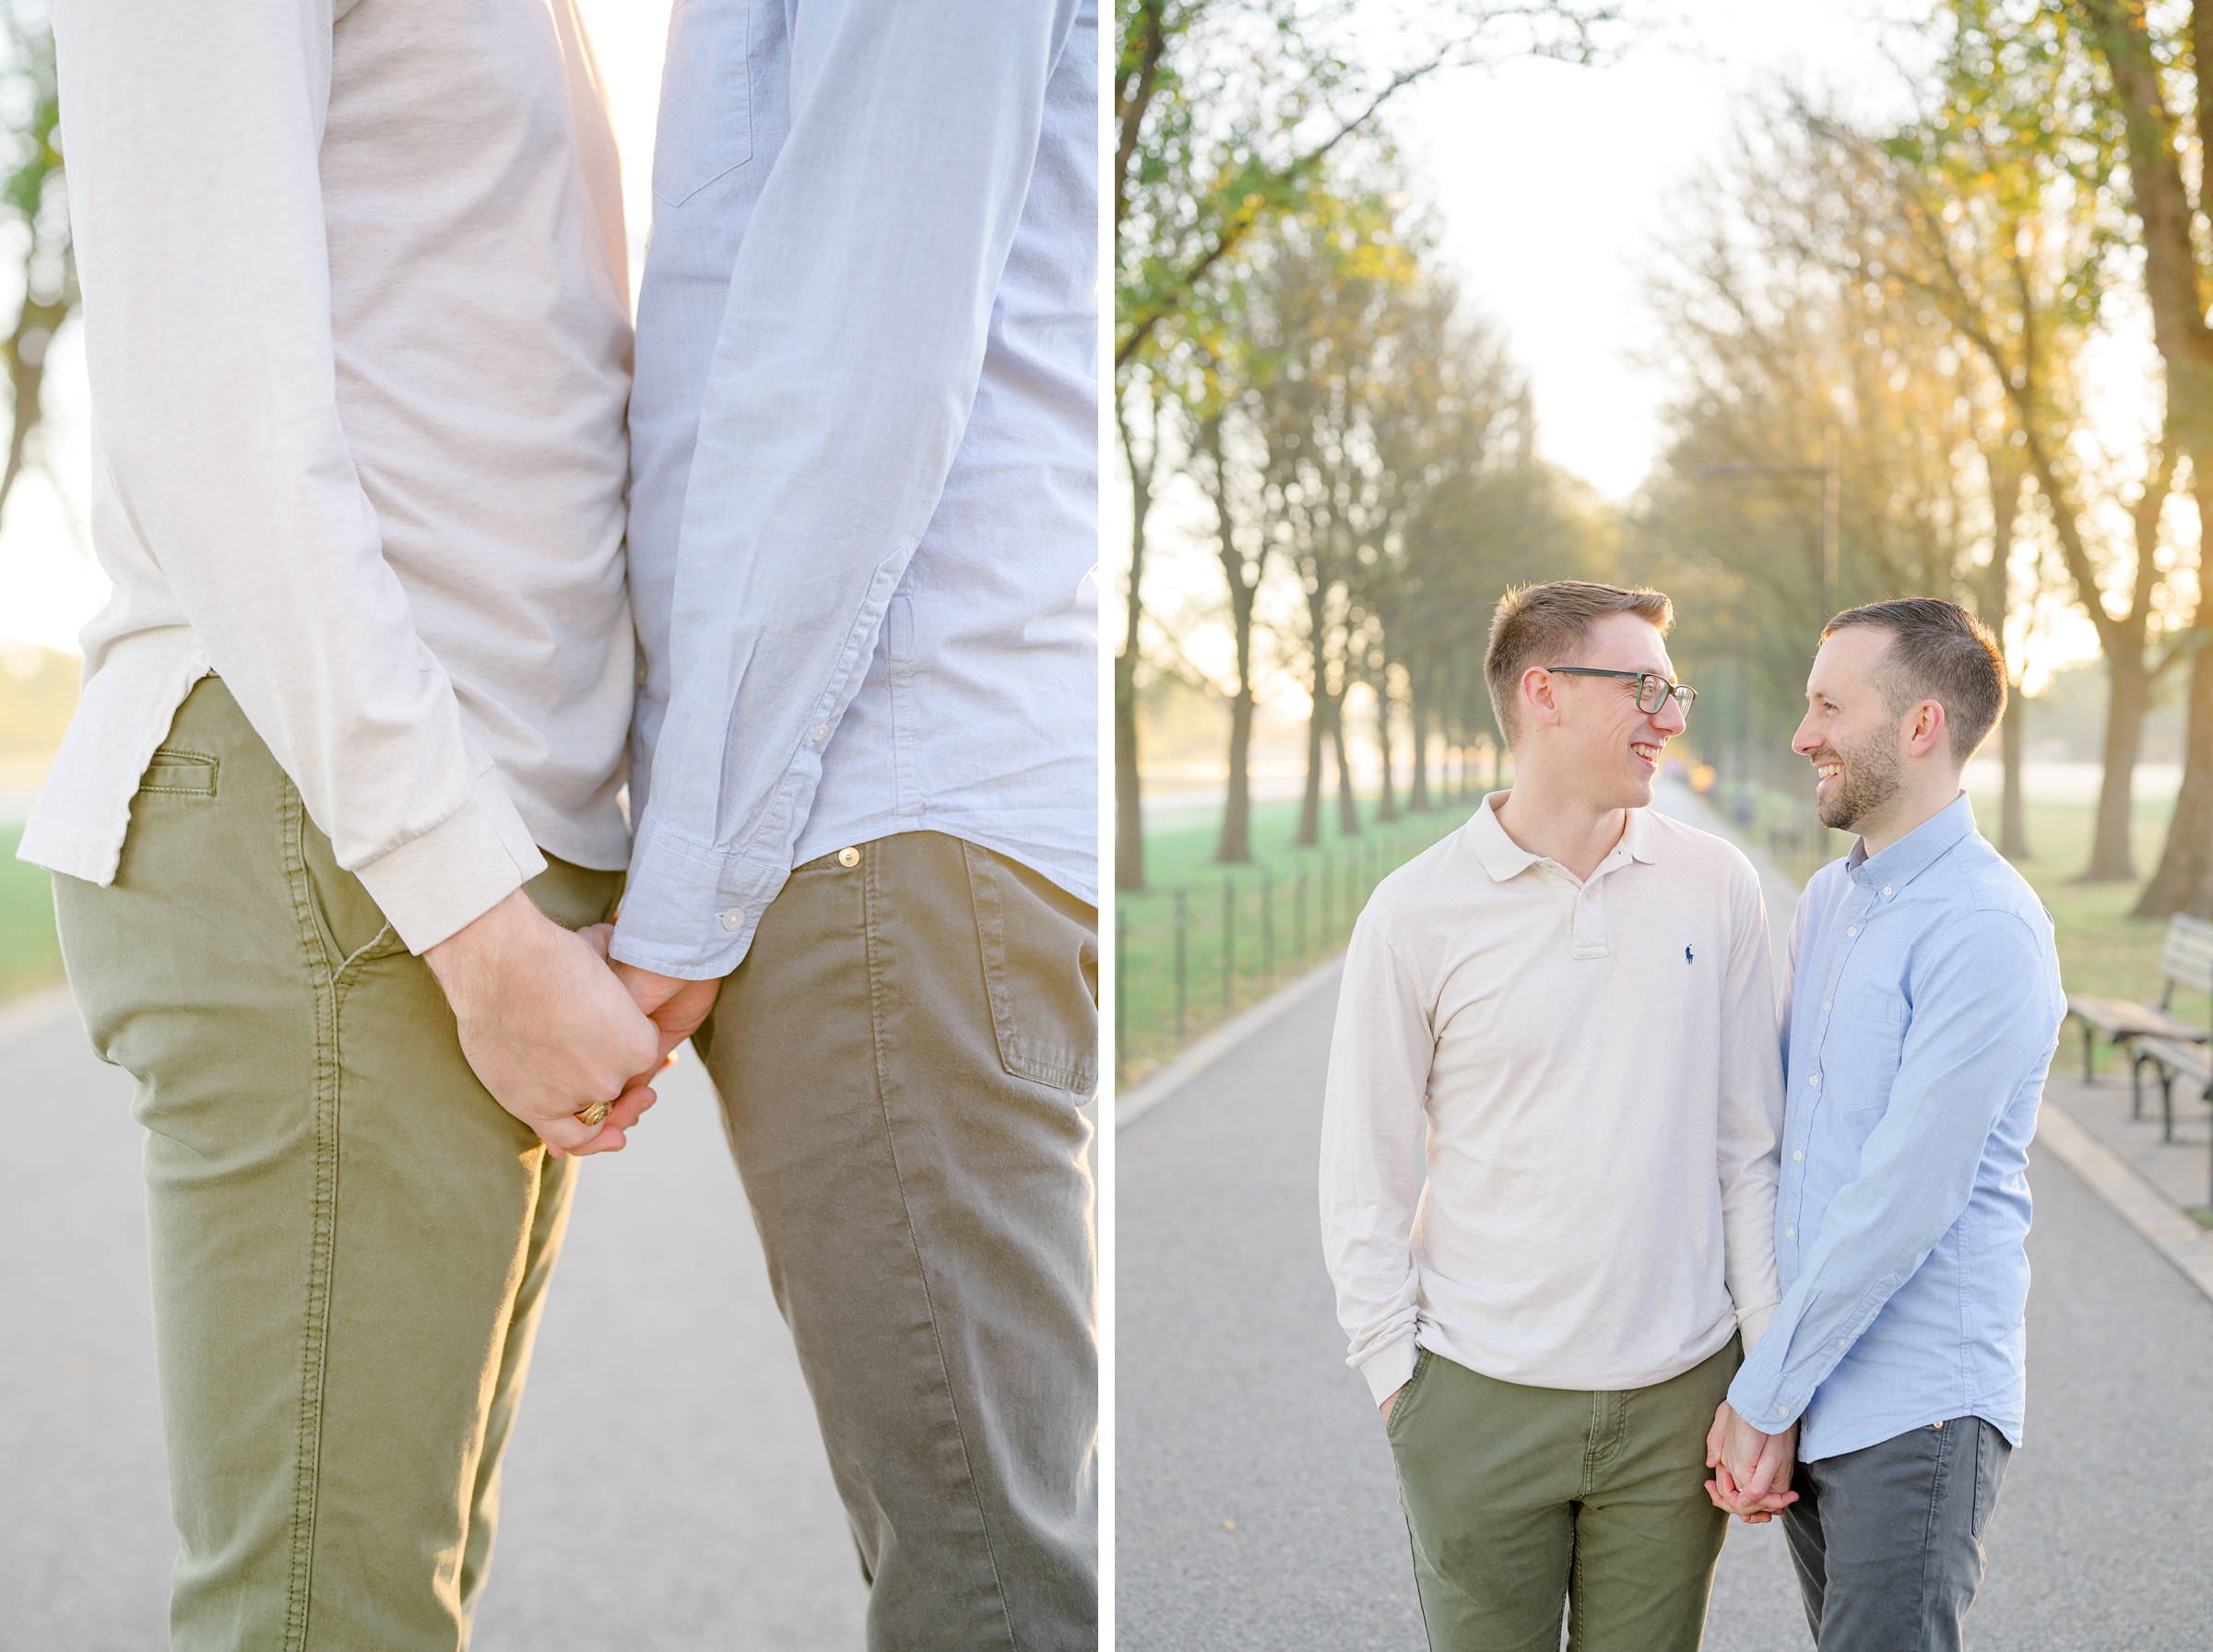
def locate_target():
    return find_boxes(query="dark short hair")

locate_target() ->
[1822,597,2006,764]
[1485,580,1673,745]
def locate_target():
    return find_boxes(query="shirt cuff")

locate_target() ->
[1725,1348,1808,1434]
[355,770,547,954]
[1357,1337,1419,1409]
[609,816,789,980]
[1736,1301,1779,1353]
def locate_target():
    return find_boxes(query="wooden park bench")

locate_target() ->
[2130,1033,2213,1213]
[2064,912,2213,1118]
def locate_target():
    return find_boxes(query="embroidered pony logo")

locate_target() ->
[1686,944,1695,964]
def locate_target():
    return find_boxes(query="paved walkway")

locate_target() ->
[1117,963,2213,1649]
[0,996,867,1648]
[1119,793,2213,1649]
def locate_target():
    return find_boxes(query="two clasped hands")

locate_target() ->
[420,887,726,1157]
[1377,1386,1796,1525]
[1704,1403,1797,1524]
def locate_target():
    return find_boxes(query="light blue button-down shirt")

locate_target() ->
[610,0,1099,978]
[1726,793,2063,1461]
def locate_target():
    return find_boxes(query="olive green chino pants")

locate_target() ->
[1386,1338,1739,1652]
[693,831,1099,1651]
[53,677,620,1651]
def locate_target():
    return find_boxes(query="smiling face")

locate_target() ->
[1794,625,1909,832]
[1525,611,1688,811]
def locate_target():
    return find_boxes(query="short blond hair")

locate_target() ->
[1485,580,1674,746]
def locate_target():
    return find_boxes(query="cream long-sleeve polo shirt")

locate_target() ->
[19,0,635,952]
[1320,794,1784,1405]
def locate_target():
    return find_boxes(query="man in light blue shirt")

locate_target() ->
[1711,599,2063,1651]
[602,4,1099,1645]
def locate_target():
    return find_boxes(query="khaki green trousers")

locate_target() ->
[1387,1339,1739,1652]
[53,677,620,1651]
[694,831,1098,1651]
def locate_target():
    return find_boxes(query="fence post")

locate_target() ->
[1261,867,1275,985]
[1222,875,1236,1013]
[1174,887,1188,1043]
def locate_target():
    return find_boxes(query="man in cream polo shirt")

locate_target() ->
[1320,580,1791,1650]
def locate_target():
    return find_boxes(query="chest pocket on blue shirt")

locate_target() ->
[654,0,753,205]
[1835,985,1906,1110]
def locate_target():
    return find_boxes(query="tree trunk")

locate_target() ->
[1207,418,1260,865]
[1331,692,1361,835]
[1296,585,1329,847]
[1982,453,2030,861]
[1998,693,2030,863]
[1113,394,1155,892]
[2136,635,2213,915]
[1408,672,1431,811]
[1373,673,1400,824]
[2086,654,2150,880]
[2137,478,2213,914]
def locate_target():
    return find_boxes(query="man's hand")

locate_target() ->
[1705,1402,1799,1523]
[426,890,663,1156]
[1379,1386,1402,1423]
[595,935,723,1064]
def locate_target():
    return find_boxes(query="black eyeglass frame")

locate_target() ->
[1541,666,1698,717]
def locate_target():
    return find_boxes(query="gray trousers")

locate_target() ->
[692,831,1098,1651]
[1781,1417,2012,1652]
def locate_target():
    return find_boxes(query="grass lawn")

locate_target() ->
[1116,790,1483,1084]
[1115,771,2194,1088]
[0,821,63,1002]
[1959,783,2201,1072]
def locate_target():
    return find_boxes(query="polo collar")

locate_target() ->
[1467,791,1659,884]
[1846,790,1975,891]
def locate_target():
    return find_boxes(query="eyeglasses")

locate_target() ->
[1544,667,1698,717]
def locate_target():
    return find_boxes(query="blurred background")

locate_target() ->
[1114,0,2213,1082]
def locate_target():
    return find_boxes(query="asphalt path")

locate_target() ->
[1117,962,2213,1651]
[0,996,867,1649]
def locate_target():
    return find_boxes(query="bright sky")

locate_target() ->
[0,0,673,655]
[1393,0,1928,500]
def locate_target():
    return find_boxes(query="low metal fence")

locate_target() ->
[1115,804,1479,1087]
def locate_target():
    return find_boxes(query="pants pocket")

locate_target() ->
[1383,1347,1433,1444]
[1970,1419,2009,1539]
[960,841,1098,1093]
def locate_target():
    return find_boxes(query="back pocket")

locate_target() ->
[652,0,752,205]
[962,843,1098,1094]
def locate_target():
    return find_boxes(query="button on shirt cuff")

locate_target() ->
[1724,1350,1804,1433]
[355,772,547,954]
[609,821,786,981]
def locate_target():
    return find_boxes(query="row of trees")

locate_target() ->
[1119,0,2213,922]
[1114,0,1619,891]
[1644,0,2213,916]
